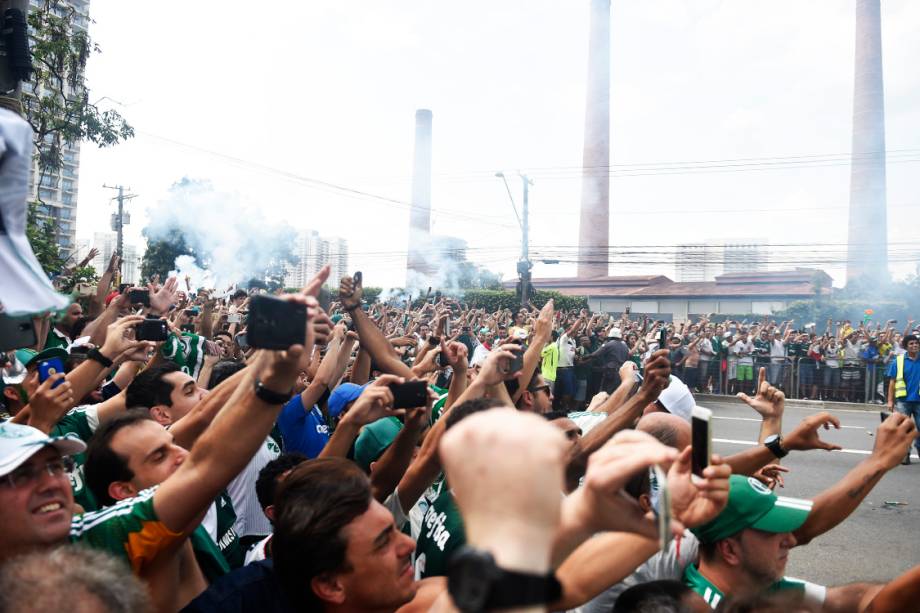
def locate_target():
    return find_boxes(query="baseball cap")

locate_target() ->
[0,422,86,477]
[691,475,812,544]
[608,328,622,339]
[327,382,368,419]
[354,416,402,472]
[655,376,694,421]
[15,347,68,370]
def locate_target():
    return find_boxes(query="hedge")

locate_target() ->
[462,289,588,313]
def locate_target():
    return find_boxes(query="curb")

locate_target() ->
[694,393,881,413]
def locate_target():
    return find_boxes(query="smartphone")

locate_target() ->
[691,406,712,480]
[118,283,131,294]
[227,312,242,324]
[236,332,249,350]
[389,380,428,409]
[38,358,65,389]
[0,314,37,352]
[353,271,362,286]
[880,411,891,422]
[506,347,524,374]
[180,323,196,333]
[136,318,169,342]
[318,288,332,313]
[652,465,672,551]
[437,347,450,368]
[659,328,668,349]
[127,288,150,306]
[247,295,306,350]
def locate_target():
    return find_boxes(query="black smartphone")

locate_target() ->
[437,348,450,368]
[136,318,169,342]
[389,380,428,409]
[127,288,150,306]
[0,314,37,352]
[691,406,712,480]
[118,283,131,294]
[318,288,332,313]
[353,271,362,286]
[659,328,668,349]
[507,347,525,374]
[247,295,306,350]
[880,411,891,422]
[180,323,195,333]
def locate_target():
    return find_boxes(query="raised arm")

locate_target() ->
[339,275,414,379]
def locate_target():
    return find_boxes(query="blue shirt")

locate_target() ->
[886,353,920,402]
[277,394,330,458]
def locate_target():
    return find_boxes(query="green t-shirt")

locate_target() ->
[413,481,465,579]
[191,492,240,581]
[683,562,825,610]
[45,327,70,350]
[429,385,449,426]
[162,332,206,379]
[51,406,99,512]
[70,487,184,574]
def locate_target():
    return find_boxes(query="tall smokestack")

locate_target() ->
[577,0,611,279]
[846,0,888,282]
[407,109,433,285]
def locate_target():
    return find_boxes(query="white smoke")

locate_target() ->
[144,178,296,288]
[405,231,471,296]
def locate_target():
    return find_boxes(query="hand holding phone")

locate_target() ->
[127,288,150,307]
[691,406,712,480]
[136,318,169,342]
[38,358,66,389]
[388,380,429,409]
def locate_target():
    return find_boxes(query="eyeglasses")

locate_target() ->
[1,456,74,489]
[528,384,551,396]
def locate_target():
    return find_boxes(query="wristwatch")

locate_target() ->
[447,547,562,612]
[253,379,292,405]
[87,348,114,369]
[764,434,789,459]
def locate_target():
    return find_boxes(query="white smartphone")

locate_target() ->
[227,313,242,324]
[691,405,712,481]
[653,465,672,551]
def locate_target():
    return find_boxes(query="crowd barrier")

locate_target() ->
[673,356,887,405]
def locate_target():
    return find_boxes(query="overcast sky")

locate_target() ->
[75,0,920,290]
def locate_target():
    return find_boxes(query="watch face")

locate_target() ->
[448,549,500,613]
[764,434,779,444]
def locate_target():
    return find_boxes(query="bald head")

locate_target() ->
[637,412,691,451]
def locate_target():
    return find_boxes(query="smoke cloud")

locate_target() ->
[144,178,295,288]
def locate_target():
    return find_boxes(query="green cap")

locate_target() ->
[15,347,68,370]
[690,475,812,544]
[354,417,403,472]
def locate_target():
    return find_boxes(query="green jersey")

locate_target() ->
[162,332,206,379]
[413,481,465,579]
[193,491,243,578]
[45,327,70,350]
[683,563,826,609]
[70,488,184,574]
[429,385,449,426]
[51,406,99,511]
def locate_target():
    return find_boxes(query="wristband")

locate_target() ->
[87,348,114,369]
[254,379,293,405]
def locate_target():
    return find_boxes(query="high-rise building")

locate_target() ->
[90,231,117,273]
[284,230,349,289]
[723,241,767,274]
[121,244,140,285]
[675,244,720,282]
[24,0,91,260]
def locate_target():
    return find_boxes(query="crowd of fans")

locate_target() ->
[2,253,920,613]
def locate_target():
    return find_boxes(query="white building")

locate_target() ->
[24,0,91,260]
[675,243,720,282]
[121,244,141,285]
[723,240,768,274]
[284,230,349,289]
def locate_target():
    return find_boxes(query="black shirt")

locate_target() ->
[181,560,296,613]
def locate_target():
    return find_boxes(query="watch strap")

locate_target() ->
[254,379,292,404]
[87,348,114,369]
[486,569,562,610]
[765,435,789,459]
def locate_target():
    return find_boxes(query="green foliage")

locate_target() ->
[140,229,195,283]
[23,1,134,178]
[26,201,65,274]
[57,264,98,292]
[363,287,382,303]
[461,289,587,313]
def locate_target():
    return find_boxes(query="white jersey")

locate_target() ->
[225,436,281,538]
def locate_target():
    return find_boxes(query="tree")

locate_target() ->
[140,230,196,283]
[26,200,65,273]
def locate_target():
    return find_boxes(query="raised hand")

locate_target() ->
[338,271,363,310]
[100,315,155,361]
[667,446,732,529]
[344,375,402,425]
[533,299,555,342]
[26,373,75,430]
[751,463,789,490]
[640,349,671,399]
[149,276,179,315]
[872,412,919,470]
[737,367,784,419]
[784,412,842,452]
[477,343,522,386]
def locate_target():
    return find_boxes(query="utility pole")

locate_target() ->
[103,184,137,281]
[495,172,534,308]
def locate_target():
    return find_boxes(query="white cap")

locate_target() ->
[608,328,623,339]
[0,422,86,477]
[656,376,695,422]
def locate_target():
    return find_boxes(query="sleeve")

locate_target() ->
[277,395,306,447]
[885,360,897,378]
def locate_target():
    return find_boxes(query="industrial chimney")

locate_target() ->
[576,0,611,279]
[846,0,888,283]
[407,109,433,286]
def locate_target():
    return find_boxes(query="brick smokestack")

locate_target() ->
[847,0,888,282]
[577,0,611,279]
[407,109,434,285]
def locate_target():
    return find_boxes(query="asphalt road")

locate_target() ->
[702,398,920,587]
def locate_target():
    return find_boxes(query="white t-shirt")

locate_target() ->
[558,334,577,368]
[225,436,281,538]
